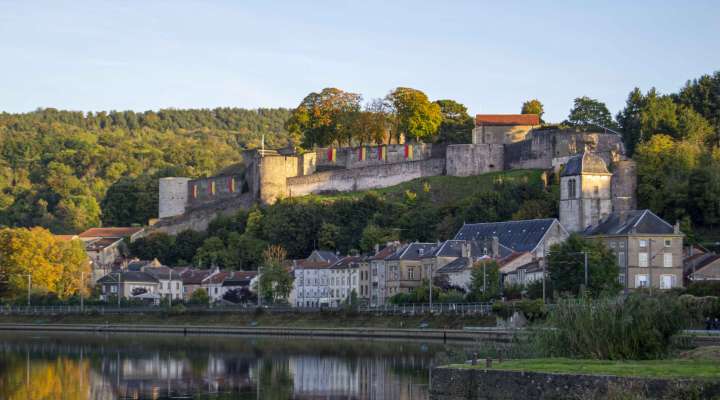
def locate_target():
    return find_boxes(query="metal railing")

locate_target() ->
[0,302,493,316]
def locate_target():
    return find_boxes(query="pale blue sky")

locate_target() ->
[1,1,718,122]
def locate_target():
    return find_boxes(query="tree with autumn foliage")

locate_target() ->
[285,88,362,148]
[0,227,90,300]
[386,87,442,143]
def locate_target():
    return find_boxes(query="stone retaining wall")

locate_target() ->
[430,367,720,400]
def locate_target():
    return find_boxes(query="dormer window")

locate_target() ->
[568,179,577,198]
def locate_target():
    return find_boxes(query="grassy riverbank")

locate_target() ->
[0,311,495,330]
[452,350,720,379]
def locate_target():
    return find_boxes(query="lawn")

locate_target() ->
[299,169,546,206]
[450,357,720,379]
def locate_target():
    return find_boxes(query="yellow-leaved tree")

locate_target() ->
[0,227,90,300]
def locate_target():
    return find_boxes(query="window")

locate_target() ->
[664,239,672,247]
[635,274,649,288]
[638,252,649,267]
[619,273,626,285]
[408,267,416,280]
[618,251,626,267]
[567,179,577,199]
[609,241,616,249]
[111,285,117,293]
[639,239,648,248]
[660,274,675,289]
[663,253,672,268]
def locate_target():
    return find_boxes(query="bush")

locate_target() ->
[535,294,688,360]
[687,281,720,297]
[493,299,548,322]
[678,294,720,322]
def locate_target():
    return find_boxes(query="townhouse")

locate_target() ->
[328,256,361,306]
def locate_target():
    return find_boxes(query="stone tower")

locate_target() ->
[559,152,613,233]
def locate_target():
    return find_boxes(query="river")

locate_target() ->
[0,332,476,399]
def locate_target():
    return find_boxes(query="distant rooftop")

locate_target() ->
[454,219,558,253]
[561,152,610,177]
[79,227,144,238]
[583,210,676,236]
[475,114,540,126]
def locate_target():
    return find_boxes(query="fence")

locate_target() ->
[0,302,493,316]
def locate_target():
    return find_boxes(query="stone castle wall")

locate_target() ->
[446,144,504,177]
[158,177,190,219]
[315,143,433,170]
[286,158,445,197]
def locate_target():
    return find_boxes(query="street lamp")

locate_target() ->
[25,274,31,307]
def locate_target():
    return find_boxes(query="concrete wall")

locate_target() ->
[286,158,445,197]
[158,177,190,218]
[430,367,720,400]
[446,144,504,177]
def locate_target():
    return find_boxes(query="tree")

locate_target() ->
[359,224,398,253]
[386,87,442,143]
[285,88,362,148]
[194,236,227,267]
[467,260,501,301]
[547,234,621,297]
[188,288,209,305]
[258,245,294,303]
[434,99,474,144]
[521,99,545,122]
[566,96,615,128]
[677,71,720,146]
[318,222,340,250]
[0,227,90,300]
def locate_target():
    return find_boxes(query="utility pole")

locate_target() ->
[428,265,433,311]
[542,262,546,304]
[483,262,487,293]
[117,272,121,308]
[169,269,172,307]
[648,239,653,296]
[584,251,589,288]
[80,271,84,312]
[26,274,31,307]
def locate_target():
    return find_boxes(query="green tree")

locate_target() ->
[677,70,720,146]
[547,234,621,297]
[318,222,340,250]
[258,245,293,303]
[194,236,227,267]
[467,260,501,301]
[188,288,209,305]
[566,96,615,128]
[521,99,545,122]
[434,99,474,144]
[285,88,362,148]
[359,224,398,253]
[386,87,442,143]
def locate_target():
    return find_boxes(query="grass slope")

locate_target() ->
[452,357,720,379]
[299,169,546,206]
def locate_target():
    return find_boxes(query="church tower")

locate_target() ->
[559,152,613,233]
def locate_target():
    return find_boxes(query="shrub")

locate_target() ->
[535,294,688,360]
[517,299,548,322]
[687,281,720,297]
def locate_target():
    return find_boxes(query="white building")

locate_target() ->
[293,260,331,308]
[328,256,360,307]
[144,266,184,301]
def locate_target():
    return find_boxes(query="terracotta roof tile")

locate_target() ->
[475,114,540,126]
[79,227,144,238]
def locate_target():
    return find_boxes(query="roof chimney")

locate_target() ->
[674,221,681,234]
[461,241,470,258]
[492,236,499,257]
[374,243,380,255]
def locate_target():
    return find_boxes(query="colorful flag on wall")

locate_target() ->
[359,146,367,161]
[327,148,336,162]
[192,184,198,199]
[210,181,216,195]
[228,177,235,192]
[404,144,413,159]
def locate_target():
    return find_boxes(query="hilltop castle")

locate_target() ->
[154,114,636,234]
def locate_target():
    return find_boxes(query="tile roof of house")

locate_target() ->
[181,269,215,284]
[330,256,361,269]
[144,266,182,280]
[498,251,530,267]
[386,243,437,261]
[370,245,400,260]
[222,271,257,286]
[55,235,79,241]
[204,271,230,285]
[475,114,540,126]
[436,257,473,274]
[684,253,720,275]
[454,219,558,253]
[583,210,676,236]
[505,261,543,274]
[84,237,123,252]
[312,250,342,264]
[78,227,144,238]
[294,259,332,269]
[561,152,610,177]
[97,271,158,284]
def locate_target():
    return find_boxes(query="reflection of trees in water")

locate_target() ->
[0,333,474,399]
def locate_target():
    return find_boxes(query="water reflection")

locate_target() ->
[0,332,469,399]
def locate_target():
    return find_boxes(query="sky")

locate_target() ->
[1,0,719,122]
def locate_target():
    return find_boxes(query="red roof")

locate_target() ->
[475,114,540,126]
[79,227,144,238]
[55,235,79,242]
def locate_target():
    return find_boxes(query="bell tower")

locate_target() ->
[559,152,613,233]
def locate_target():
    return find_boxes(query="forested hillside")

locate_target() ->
[0,108,293,232]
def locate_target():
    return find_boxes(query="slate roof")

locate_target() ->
[475,114,540,126]
[330,256,361,269]
[97,271,158,284]
[311,250,341,264]
[561,152,610,177]
[431,239,513,259]
[454,219,558,253]
[583,210,676,236]
[685,253,720,276]
[436,257,472,274]
[505,261,543,275]
[370,245,400,261]
[386,243,437,261]
[181,269,215,285]
[222,271,257,286]
[144,266,182,280]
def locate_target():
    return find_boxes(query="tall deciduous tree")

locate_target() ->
[434,99,474,144]
[521,99,545,122]
[566,96,615,129]
[285,88,362,148]
[386,87,442,143]
[547,234,621,297]
[258,245,293,303]
[677,71,720,146]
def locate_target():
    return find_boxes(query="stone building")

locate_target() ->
[584,210,684,290]
[559,152,614,233]
[385,242,437,297]
[472,114,541,145]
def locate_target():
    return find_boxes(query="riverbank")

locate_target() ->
[431,357,720,400]
[0,311,494,329]
[0,322,515,342]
